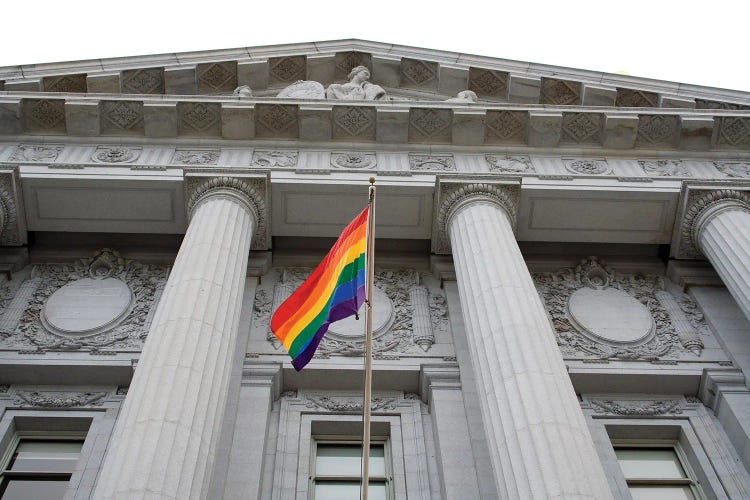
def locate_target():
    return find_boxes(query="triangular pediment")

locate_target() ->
[1,39,749,108]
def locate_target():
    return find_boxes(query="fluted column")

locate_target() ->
[684,189,750,321]
[436,182,612,499]
[94,175,267,500]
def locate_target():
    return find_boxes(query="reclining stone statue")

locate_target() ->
[276,65,387,101]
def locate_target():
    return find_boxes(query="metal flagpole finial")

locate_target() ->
[369,177,375,185]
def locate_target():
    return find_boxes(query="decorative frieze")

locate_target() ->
[171,149,220,165]
[255,104,298,138]
[330,152,376,170]
[561,112,603,144]
[409,108,452,143]
[486,154,534,173]
[616,88,658,107]
[121,67,165,94]
[638,159,689,177]
[12,390,107,408]
[100,100,144,134]
[268,56,306,85]
[540,78,581,105]
[409,154,455,172]
[714,161,750,178]
[534,256,708,360]
[92,146,141,163]
[197,61,237,93]
[304,394,398,412]
[43,74,87,93]
[484,110,528,143]
[715,116,750,147]
[0,168,25,246]
[564,158,611,175]
[400,58,438,90]
[250,150,298,168]
[178,102,221,135]
[588,397,684,416]
[23,99,66,133]
[332,105,376,141]
[9,144,64,162]
[468,67,509,99]
[636,114,679,147]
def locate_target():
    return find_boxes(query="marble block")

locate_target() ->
[144,103,178,137]
[306,55,335,86]
[582,84,617,107]
[4,79,41,91]
[376,108,409,143]
[508,75,541,104]
[238,60,268,90]
[221,104,254,140]
[165,67,197,95]
[603,114,639,149]
[371,55,401,88]
[0,100,23,135]
[438,65,469,98]
[87,73,120,94]
[299,106,332,141]
[65,101,100,136]
[679,117,714,150]
[452,110,485,146]
[527,112,562,147]
[660,95,696,108]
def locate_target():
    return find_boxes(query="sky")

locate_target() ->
[3,1,749,93]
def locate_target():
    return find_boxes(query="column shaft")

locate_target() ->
[698,208,750,321]
[449,200,612,499]
[94,195,255,500]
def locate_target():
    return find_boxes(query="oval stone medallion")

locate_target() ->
[328,287,394,340]
[42,277,133,337]
[568,287,653,345]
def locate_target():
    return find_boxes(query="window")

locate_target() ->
[0,434,85,500]
[614,442,704,500]
[311,438,392,500]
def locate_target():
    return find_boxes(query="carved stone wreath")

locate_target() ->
[92,146,140,163]
[253,268,448,357]
[534,257,707,360]
[2,249,168,352]
[331,152,376,170]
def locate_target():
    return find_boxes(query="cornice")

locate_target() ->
[432,176,520,255]
[672,181,750,259]
[183,169,270,251]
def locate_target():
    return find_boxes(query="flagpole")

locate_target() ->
[361,177,376,500]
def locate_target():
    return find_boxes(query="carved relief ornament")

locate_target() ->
[432,178,520,254]
[676,186,750,259]
[12,390,107,408]
[184,172,270,251]
[0,168,25,246]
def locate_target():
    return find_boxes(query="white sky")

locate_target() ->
[4,0,749,93]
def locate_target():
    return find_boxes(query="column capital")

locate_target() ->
[673,182,750,259]
[432,177,520,254]
[184,169,270,250]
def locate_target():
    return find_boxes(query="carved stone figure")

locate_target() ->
[232,85,253,97]
[445,90,478,103]
[277,81,325,99]
[325,66,386,101]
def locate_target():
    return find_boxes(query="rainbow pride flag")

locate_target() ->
[271,206,369,371]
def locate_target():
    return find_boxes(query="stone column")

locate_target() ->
[682,189,750,321]
[434,181,612,499]
[94,175,267,500]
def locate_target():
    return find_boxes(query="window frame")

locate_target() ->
[309,434,393,500]
[611,438,706,499]
[0,430,87,497]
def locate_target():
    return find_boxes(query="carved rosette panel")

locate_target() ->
[255,104,299,138]
[468,67,509,98]
[121,68,165,94]
[562,113,603,144]
[334,52,373,81]
[330,152,376,170]
[332,106,376,141]
[540,78,581,105]
[92,146,141,163]
[715,117,750,147]
[534,257,708,360]
[1,249,169,353]
[636,114,679,147]
[23,99,66,133]
[400,58,438,89]
[100,101,144,134]
[409,108,452,143]
[615,89,658,107]
[43,74,87,93]
[252,268,449,357]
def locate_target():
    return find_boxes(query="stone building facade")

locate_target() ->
[0,40,749,499]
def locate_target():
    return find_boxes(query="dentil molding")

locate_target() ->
[431,176,520,254]
[183,169,271,251]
